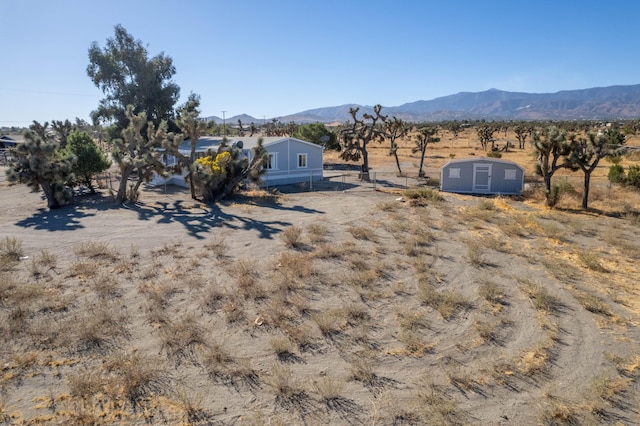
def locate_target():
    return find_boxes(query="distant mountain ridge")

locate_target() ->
[205,84,640,124]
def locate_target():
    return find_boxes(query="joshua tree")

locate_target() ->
[413,125,440,178]
[6,121,75,209]
[531,126,574,207]
[383,117,410,175]
[477,123,497,151]
[567,128,626,209]
[340,104,387,180]
[174,93,207,200]
[513,123,533,149]
[51,119,74,149]
[111,106,179,204]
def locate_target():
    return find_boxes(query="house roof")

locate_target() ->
[178,136,321,154]
[442,156,524,171]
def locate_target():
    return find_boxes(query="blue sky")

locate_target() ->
[1,0,638,127]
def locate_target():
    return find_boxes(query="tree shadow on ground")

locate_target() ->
[14,192,113,231]
[127,199,322,240]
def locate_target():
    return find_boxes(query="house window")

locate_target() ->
[504,169,517,180]
[297,153,307,168]
[448,168,461,179]
[265,153,278,170]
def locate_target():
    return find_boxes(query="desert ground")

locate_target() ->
[1,128,640,425]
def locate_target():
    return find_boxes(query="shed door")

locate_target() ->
[473,164,492,193]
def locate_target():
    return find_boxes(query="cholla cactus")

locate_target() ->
[6,121,75,209]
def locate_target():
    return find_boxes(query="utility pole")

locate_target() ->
[222,110,226,137]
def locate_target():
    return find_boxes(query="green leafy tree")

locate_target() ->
[6,121,75,209]
[383,117,410,175]
[567,129,626,209]
[173,93,207,200]
[340,104,387,180]
[192,139,268,202]
[87,24,180,138]
[531,126,574,207]
[111,106,179,204]
[293,123,339,150]
[61,130,111,194]
[413,125,440,178]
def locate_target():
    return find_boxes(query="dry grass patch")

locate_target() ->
[203,236,229,259]
[478,280,507,306]
[519,280,560,314]
[269,336,300,362]
[0,236,24,263]
[576,250,608,273]
[306,223,329,244]
[402,187,443,203]
[313,309,347,339]
[71,302,130,354]
[281,225,304,248]
[516,340,554,377]
[159,313,207,366]
[74,241,119,262]
[418,282,469,320]
[397,330,435,356]
[348,225,378,242]
[267,364,308,408]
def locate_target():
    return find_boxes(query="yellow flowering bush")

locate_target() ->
[196,151,231,176]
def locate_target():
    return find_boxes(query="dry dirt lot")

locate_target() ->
[1,129,640,425]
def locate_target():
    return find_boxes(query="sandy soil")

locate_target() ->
[1,130,640,425]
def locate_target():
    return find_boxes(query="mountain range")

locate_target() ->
[204,84,640,124]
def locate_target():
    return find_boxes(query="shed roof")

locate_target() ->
[442,156,524,171]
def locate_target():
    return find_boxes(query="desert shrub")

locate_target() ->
[103,352,169,411]
[627,165,640,189]
[487,150,502,158]
[74,241,118,261]
[348,226,377,241]
[403,187,443,202]
[548,180,577,208]
[608,164,626,185]
[267,364,307,406]
[281,225,304,248]
[0,237,24,262]
[479,280,506,305]
[418,283,468,320]
[159,313,207,366]
[520,280,559,313]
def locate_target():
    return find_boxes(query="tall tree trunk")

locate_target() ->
[544,173,553,207]
[392,149,402,175]
[116,166,134,205]
[187,171,197,200]
[41,181,60,209]
[582,171,591,209]
[418,145,427,178]
[361,143,370,180]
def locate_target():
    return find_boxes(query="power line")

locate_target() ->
[0,87,97,97]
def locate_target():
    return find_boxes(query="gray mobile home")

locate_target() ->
[151,136,323,187]
[440,157,524,195]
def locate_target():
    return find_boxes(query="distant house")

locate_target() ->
[440,157,524,195]
[0,135,21,149]
[151,136,323,188]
